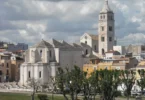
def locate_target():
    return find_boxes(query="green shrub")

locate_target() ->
[114,91,122,97]
[37,94,49,100]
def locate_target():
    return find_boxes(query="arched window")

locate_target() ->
[102,49,105,55]
[111,16,113,20]
[31,50,34,57]
[49,50,52,58]
[40,50,42,57]
[85,41,87,44]
[28,71,31,78]
[101,26,104,31]
[85,49,88,55]
[109,26,113,31]
[6,70,9,75]
[18,64,20,68]
[109,37,112,41]
[2,63,4,67]
[103,15,105,19]
[39,71,41,78]
[94,45,96,51]
[0,71,2,75]
[7,63,9,68]
[100,15,102,19]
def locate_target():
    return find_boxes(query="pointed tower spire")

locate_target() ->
[100,0,113,13]
[98,0,115,55]
[105,0,108,5]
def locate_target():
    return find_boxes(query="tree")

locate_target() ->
[27,78,41,100]
[49,76,57,100]
[89,70,100,100]
[82,70,100,100]
[55,67,69,100]
[121,70,135,100]
[82,71,91,100]
[65,65,84,100]
[137,69,145,95]
[99,69,121,100]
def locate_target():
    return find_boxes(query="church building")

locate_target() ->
[98,0,115,55]
[20,0,116,85]
[80,0,115,56]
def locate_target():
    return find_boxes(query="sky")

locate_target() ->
[0,0,145,46]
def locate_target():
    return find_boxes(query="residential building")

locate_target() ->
[0,52,24,82]
[7,43,28,52]
[130,60,145,80]
[105,50,121,59]
[125,45,145,55]
[83,57,138,77]
[133,55,144,61]
[113,46,126,55]
[11,55,24,82]
[0,54,11,82]
[83,58,102,77]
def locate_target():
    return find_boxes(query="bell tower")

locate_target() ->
[98,0,115,55]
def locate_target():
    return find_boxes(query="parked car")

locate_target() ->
[131,90,145,96]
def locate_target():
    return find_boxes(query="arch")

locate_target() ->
[85,49,88,55]
[28,71,31,78]
[18,64,20,68]
[103,15,105,19]
[31,50,34,57]
[111,16,113,20]
[49,50,52,58]
[40,50,42,57]
[100,15,102,19]
[6,70,9,75]
[94,45,97,51]
[102,48,105,55]
[39,71,41,78]
[7,63,9,68]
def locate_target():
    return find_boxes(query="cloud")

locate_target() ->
[34,0,87,1]
[118,33,145,46]
[0,0,145,46]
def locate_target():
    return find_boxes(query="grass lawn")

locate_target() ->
[0,92,145,100]
[0,92,64,100]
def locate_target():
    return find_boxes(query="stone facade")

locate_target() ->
[80,33,98,55]
[83,57,138,77]
[98,0,115,55]
[0,54,11,82]
[20,0,117,85]
[20,39,91,85]
[11,55,24,82]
